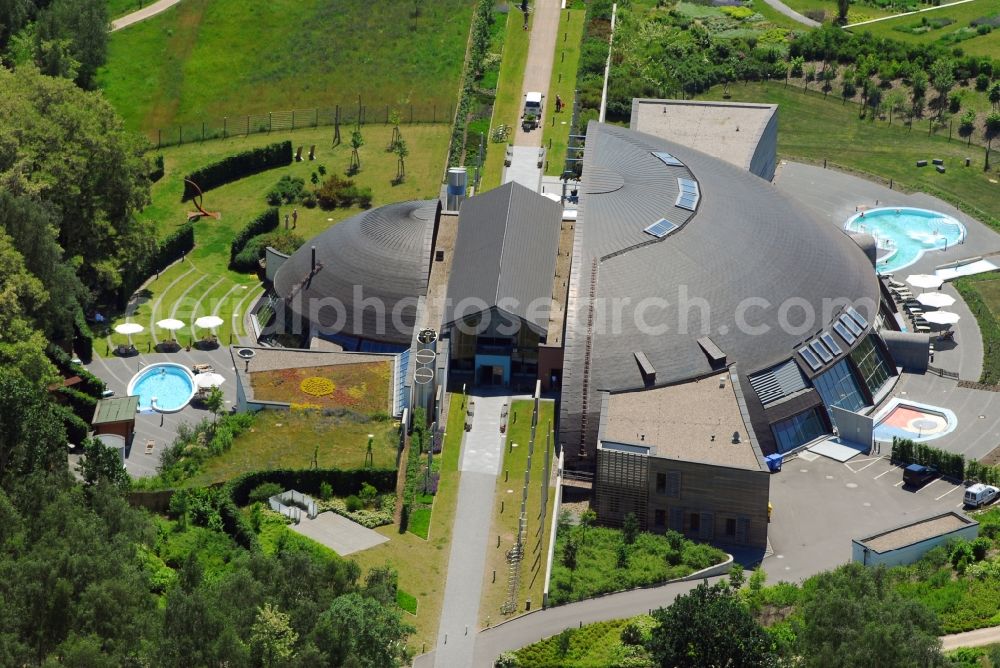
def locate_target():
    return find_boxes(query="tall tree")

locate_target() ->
[250,603,298,667]
[33,0,109,89]
[929,59,955,121]
[985,112,1000,171]
[646,581,777,667]
[310,593,413,668]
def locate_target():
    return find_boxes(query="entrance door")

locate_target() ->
[491,365,504,385]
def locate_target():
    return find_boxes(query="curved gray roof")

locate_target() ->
[560,123,881,462]
[274,200,440,345]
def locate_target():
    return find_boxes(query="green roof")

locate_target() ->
[92,396,139,424]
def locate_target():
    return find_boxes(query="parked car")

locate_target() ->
[964,483,1000,508]
[521,91,543,131]
[902,463,937,488]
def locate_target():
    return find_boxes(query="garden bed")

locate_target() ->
[250,361,392,413]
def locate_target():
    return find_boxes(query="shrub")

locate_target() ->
[228,467,396,506]
[265,175,305,205]
[972,537,992,561]
[314,174,356,210]
[319,481,333,500]
[60,406,89,444]
[359,482,378,506]
[57,386,98,422]
[231,229,304,272]
[117,222,194,308]
[229,208,279,267]
[620,621,644,646]
[249,482,284,505]
[72,308,94,363]
[346,495,364,512]
[182,141,292,200]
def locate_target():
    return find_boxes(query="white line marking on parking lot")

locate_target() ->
[915,479,941,493]
[935,485,961,501]
[854,457,883,473]
[876,467,899,480]
[894,481,904,487]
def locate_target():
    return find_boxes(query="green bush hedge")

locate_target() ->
[228,467,396,506]
[57,386,98,423]
[72,309,94,363]
[229,208,279,268]
[182,141,292,201]
[59,405,89,444]
[890,437,965,479]
[230,229,304,272]
[117,222,195,308]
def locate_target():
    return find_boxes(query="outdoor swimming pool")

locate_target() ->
[844,207,965,274]
[127,363,196,412]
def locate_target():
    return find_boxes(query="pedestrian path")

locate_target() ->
[759,0,819,27]
[433,393,510,667]
[111,0,182,31]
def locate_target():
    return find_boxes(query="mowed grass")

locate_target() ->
[849,0,1000,57]
[98,0,474,131]
[479,400,556,625]
[542,8,585,176]
[349,392,466,653]
[481,10,532,192]
[107,0,142,20]
[184,409,400,487]
[97,124,450,356]
[698,82,1000,227]
[779,0,896,23]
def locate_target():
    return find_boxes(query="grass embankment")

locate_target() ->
[850,0,1000,58]
[479,400,556,624]
[513,616,656,668]
[542,8,585,176]
[548,525,727,606]
[183,410,400,487]
[955,274,1000,385]
[96,124,449,356]
[698,81,1000,229]
[349,393,466,653]
[779,0,896,24]
[98,0,474,131]
[480,10,532,191]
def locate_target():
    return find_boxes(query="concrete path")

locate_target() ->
[942,624,1000,651]
[290,512,388,556]
[433,393,510,667]
[760,0,820,27]
[111,0,182,31]
[846,0,975,28]
[504,146,544,192]
[513,0,562,147]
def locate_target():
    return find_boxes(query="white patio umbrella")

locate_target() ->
[114,322,144,345]
[194,372,226,389]
[922,311,960,325]
[907,274,944,290]
[155,318,185,331]
[915,292,956,308]
[194,315,224,329]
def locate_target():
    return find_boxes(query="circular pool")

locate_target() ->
[127,363,196,412]
[844,207,965,274]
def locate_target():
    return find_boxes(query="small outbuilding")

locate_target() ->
[91,395,139,442]
[853,511,978,568]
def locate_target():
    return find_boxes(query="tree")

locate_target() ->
[910,69,928,104]
[0,368,67,483]
[364,565,399,606]
[929,59,955,121]
[622,512,639,545]
[959,109,977,144]
[646,581,777,668]
[985,112,1000,171]
[310,592,413,668]
[393,137,409,183]
[885,89,906,125]
[836,0,849,24]
[990,83,1000,111]
[34,0,109,89]
[78,437,130,492]
[203,386,224,422]
[250,603,298,667]
[387,109,402,151]
[796,563,944,668]
[349,129,365,175]
[563,537,578,570]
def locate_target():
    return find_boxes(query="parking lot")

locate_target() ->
[765,450,972,583]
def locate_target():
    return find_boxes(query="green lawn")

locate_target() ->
[96,123,450,356]
[108,0,142,19]
[183,410,400,487]
[746,0,821,30]
[849,0,1000,58]
[480,10,532,192]
[98,0,474,132]
[408,507,432,539]
[954,274,1000,385]
[348,392,466,653]
[698,82,1000,229]
[513,616,656,668]
[479,400,557,623]
[542,8,585,176]
[779,0,896,24]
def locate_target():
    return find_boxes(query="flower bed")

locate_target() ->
[250,361,392,414]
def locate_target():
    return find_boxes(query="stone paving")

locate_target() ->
[290,512,388,556]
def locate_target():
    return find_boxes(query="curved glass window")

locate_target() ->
[813,359,866,413]
[772,408,826,453]
[850,333,893,398]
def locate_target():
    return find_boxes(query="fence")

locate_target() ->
[148,101,454,149]
[268,489,318,523]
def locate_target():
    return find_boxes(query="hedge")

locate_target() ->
[182,141,292,201]
[890,437,965,479]
[59,406,89,444]
[229,208,279,268]
[57,386,98,423]
[227,467,396,506]
[117,222,195,308]
[47,344,105,397]
[72,308,94,363]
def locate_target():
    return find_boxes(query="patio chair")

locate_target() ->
[144,439,155,454]
[915,324,931,333]
[938,330,955,342]
[192,363,214,374]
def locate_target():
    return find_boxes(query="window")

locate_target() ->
[665,471,681,498]
[849,332,893,398]
[656,473,666,494]
[771,408,827,453]
[725,518,737,536]
[689,512,700,532]
[669,507,684,532]
[654,509,666,527]
[812,359,867,413]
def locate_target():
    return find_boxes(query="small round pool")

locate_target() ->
[844,207,965,274]
[127,363,196,412]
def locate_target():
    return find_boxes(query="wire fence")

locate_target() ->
[147,101,455,149]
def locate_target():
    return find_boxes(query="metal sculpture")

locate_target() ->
[184,179,221,220]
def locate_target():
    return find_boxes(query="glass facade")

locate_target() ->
[850,333,894,398]
[771,408,827,453]
[813,359,867,413]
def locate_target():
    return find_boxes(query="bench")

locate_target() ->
[936,165,946,173]
[932,158,944,166]
[916,160,928,167]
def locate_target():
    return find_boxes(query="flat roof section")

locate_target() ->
[92,395,139,424]
[859,512,975,554]
[630,99,777,173]
[602,375,762,470]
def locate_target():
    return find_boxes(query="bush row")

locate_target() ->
[56,386,98,423]
[182,141,292,201]
[448,0,495,167]
[117,222,195,308]
[72,308,93,363]
[890,436,1000,484]
[229,208,278,268]
[230,229,304,272]
[228,467,396,507]
[48,344,105,398]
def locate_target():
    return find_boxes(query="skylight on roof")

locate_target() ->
[652,151,684,167]
[820,332,843,355]
[847,306,868,329]
[840,313,863,337]
[798,346,822,371]
[833,321,857,344]
[644,218,678,238]
[675,178,700,211]
[810,340,833,363]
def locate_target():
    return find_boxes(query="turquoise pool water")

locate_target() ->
[127,364,195,412]
[844,207,965,274]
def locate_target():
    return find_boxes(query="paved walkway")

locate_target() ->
[760,0,820,27]
[290,512,388,556]
[432,392,510,667]
[111,0,183,31]
[846,0,975,28]
[513,0,562,147]
[942,624,1000,651]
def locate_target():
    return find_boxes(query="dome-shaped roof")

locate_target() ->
[274,200,440,345]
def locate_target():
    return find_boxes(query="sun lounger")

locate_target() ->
[192,363,214,374]
[915,325,931,333]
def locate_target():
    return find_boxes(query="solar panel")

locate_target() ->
[644,218,678,238]
[652,151,684,167]
[840,313,863,336]
[833,321,857,344]
[847,306,868,329]
[820,332,843,355]
[798,346,822,371]
[810,340,833,363]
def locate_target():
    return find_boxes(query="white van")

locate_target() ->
[964,484,999,508]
